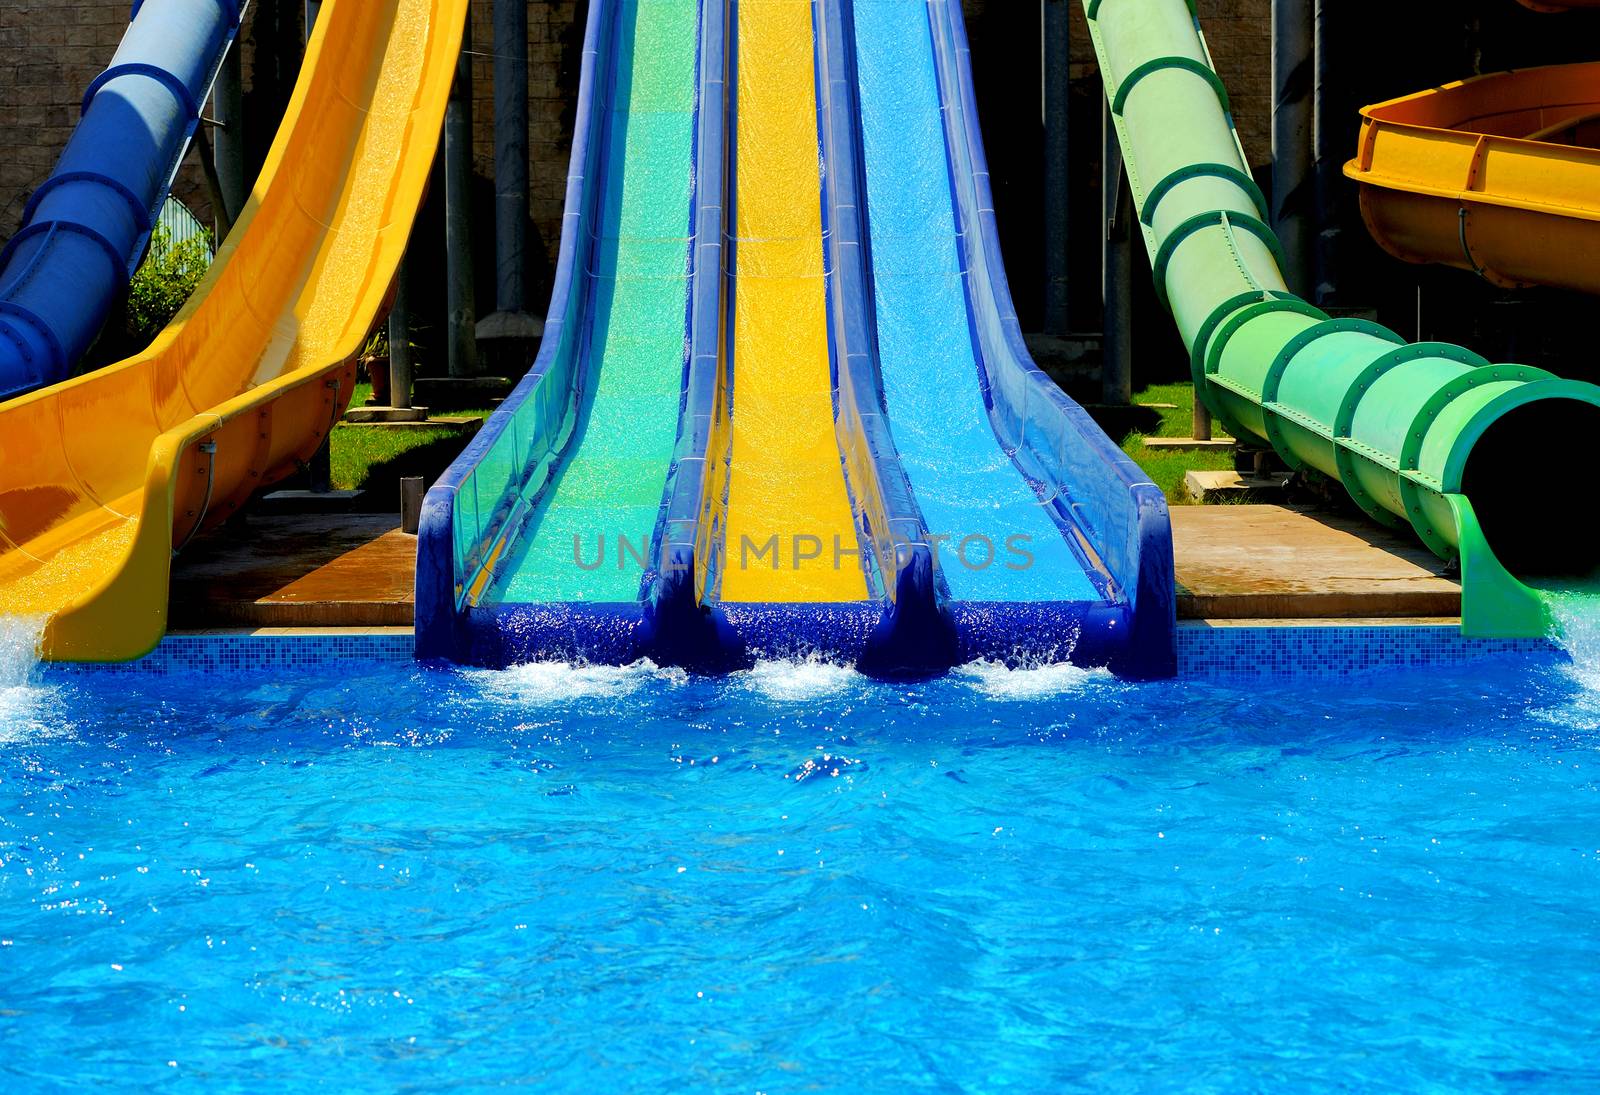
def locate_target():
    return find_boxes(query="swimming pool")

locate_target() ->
[3,651,1598,1090]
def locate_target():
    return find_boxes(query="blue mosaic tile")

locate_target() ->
[1176,623,1561,679]
[39,624,1565,680]
[45,632,415,675]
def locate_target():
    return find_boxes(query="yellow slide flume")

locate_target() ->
[1347,62,1600,294]
[0,0,469,661]
[722,0,865,603]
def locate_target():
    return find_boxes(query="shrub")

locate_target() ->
[126,225,214,346]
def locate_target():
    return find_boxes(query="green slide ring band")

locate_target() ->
[1260,318,1403,470]
[1140,162,1269,227]
[1110,54,1228,116]
[1331,343,1487,529]
[1194,296,1321,446]
[1397,364,1555,556]
[1152,210,1286,311]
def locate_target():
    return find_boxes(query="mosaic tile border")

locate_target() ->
[1176,621,1562,678]
[40,623,1564,679]
[44,630,415,675]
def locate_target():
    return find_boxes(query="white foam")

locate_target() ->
[0,616,49,743]
[738,655,865,703]
[475,659,688,704]
[955,658,1111,700]
[1544,589,1600,693]
[0,615,44,691]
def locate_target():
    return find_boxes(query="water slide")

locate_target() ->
[0,0,244,399]
[1083,0,1600,637]
[0,0,470,661]
[417,0,1173,677]
[1346,62,1600,295]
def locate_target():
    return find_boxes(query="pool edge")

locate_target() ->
[32,621,1564,679]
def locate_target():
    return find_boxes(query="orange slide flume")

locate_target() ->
[1347,62,1600,294]
[0,0,468,661]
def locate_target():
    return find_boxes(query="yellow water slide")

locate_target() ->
[0,0,469,660]
[1346,62,1600,293]
[719,0,865,603]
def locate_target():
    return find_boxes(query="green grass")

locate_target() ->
[330,382,494,494]
[1117,382,1236,504]
[330,380,1232,505]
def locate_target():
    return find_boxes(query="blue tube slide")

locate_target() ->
[849,0,1175,677]
[416,0,728,667]
[0,0,242,400]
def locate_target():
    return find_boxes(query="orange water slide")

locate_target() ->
[0,0,469,660]
[1346,62,1600,293]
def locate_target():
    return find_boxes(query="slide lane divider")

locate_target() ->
[815,0,955,675]
[647,0,740,668]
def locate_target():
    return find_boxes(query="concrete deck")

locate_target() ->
[170,515,416,628]
[165,504,1462,631]
[1171,505,1460,620]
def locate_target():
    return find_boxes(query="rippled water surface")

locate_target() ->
[3,650,1599,1091]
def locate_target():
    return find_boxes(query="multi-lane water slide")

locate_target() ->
[0,0,244,399]
[416,0,1175,676]
[1083,0,1600,636]
[0,0,471,660]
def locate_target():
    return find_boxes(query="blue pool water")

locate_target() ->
[3,648,1600,1090]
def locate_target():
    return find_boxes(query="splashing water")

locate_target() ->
[956,658,1112,700]
[472,659,688,705]
[1538,584,1600,691]
[0,616,48,741]
[739,655,865,702]
[0,615,44,692]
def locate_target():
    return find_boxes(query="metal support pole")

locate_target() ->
[213,40,245,228]
[1311,0,1338,305]
[305,0,330,492]
[1043,0,1070,336]
[494,0,529,315]
[388,255,414,411]
[1272,0,1314,297]
[476,0,544,370]
[445,18,480,378]
[1101,103,1132,407]
[1192,395,1213,442]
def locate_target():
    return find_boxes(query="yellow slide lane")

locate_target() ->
[0,0,469,660]
[720,0,865,603]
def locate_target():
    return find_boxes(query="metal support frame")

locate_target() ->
[1271,0,1314,296]
[1043,0,1071,335]
[1101,101,1132,406]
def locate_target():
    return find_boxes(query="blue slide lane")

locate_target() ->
[0,0,242,399]
[852,0,1098,605]
[852,0,1175,676]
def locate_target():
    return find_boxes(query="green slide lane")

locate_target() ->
[1084,0,1600,636]
[492,0,698,603]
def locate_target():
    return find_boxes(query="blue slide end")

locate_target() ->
[857,0,1175,677]
[0,0,241,400]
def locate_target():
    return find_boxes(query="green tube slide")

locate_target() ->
[1083,0,1600,637]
